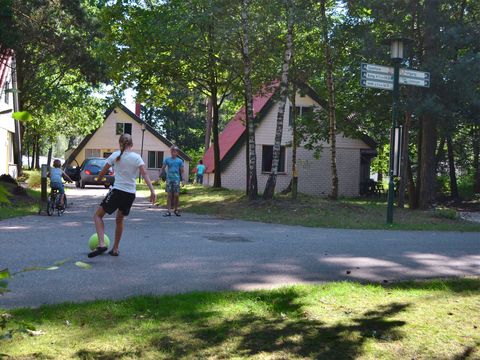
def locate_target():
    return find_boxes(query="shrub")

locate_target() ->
[0,185,11,204]
[25,170,41,189]
[434,208,458,220]
[458,174,475,200]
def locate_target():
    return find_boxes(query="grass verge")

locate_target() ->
[139,185,480,231]
[1,278,479,359]
[0,185,40,220]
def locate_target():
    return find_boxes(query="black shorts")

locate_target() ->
[100,189,136,216]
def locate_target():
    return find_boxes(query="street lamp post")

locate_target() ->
[385,38,407,224]
[139,122,146,182]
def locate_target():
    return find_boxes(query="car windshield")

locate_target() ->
[85,159,106,169]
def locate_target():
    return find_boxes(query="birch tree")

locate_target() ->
[263,0,295,200]
[320,0,338,199]
[241,0,258,199]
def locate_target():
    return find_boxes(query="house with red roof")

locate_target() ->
[202,83,377,196]
[0,49,19,178]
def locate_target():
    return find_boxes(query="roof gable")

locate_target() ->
[65,104,191,165]
[202,82,279,173]
[202,82,376,174]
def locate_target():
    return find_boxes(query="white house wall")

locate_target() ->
[0,61,17,178]
[71,107,189,181]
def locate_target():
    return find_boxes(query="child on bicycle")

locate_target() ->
[48,159,73,208]
[88,133,156,258]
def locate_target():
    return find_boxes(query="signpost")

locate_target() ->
[361,63,430,90]
[360,61,430,224]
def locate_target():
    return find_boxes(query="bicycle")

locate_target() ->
[47,186,68,216]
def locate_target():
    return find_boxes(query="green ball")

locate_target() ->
[88,233,110,250]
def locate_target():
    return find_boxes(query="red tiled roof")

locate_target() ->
[202,82,279,174]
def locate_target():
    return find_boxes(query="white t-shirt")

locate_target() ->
[106,150,144,194]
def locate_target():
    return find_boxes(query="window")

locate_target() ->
[262,145,286,173]
[103,152,112,159]
[289,106,313,126]
[148,151,164,169]
[4,81,10,105]
[85,149,101,158]
[116,122,132,135]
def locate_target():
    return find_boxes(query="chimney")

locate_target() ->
[135,102,141,118]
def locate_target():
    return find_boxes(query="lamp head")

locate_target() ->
[382,36,413,60]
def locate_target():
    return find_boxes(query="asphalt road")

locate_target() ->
[1,186,479,308]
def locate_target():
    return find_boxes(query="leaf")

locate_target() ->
[75,261,92,269]
[0,269,9,280]
[54,259,70,266]
[21,266,59,272]
[12,111,32,122]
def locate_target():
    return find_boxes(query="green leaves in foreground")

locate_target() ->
[20,266,59,272]
[12,111,32,122]
[0,269,10,296]
[75,261,92,270]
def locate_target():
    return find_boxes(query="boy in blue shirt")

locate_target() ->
[161,146,185,217]
[196,160,206,185]
[48,159,73,208]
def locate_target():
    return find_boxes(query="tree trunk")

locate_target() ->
[291,85,298,201]
[418,0,439,209]
[435,136,445,170]
[263,1,294,200]
[204,97,213,151]
[211,90,221,188]
[320,0,338,199]
[419,115,437,208]
[30,135,36,170]
[35,136,40,170]
[446,135,459,199]
[47,146,53,169]
[407,157,417,209]
[474,125,480,194]
[245,96,250,195]
[241,0,258,200]
[398,112,411,208]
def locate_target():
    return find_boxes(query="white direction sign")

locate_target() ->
[400,68,430,80]
[361,62,430,90]
[399,77,430,87]
[360,79,394,90]
[361,63,393,75]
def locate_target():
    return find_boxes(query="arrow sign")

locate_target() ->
[361,63,393,75]
[400,68,430,80]
[399,76,430,87]
[361,79,394,90]
[362,71,393,82]
[361,63,430,89]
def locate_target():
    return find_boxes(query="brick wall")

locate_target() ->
[221,144,361,197]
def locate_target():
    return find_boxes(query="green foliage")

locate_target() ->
[1,0,108,163]
[0,184,11,204]
[434,208,459,220]
[0,268,10,296]
[24,170,41,189]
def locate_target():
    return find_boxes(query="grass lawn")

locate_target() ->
[137,185,480,231]
[1,279,479,359]
[0,186,40,220]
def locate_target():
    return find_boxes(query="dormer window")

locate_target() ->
[116,122,132,135]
